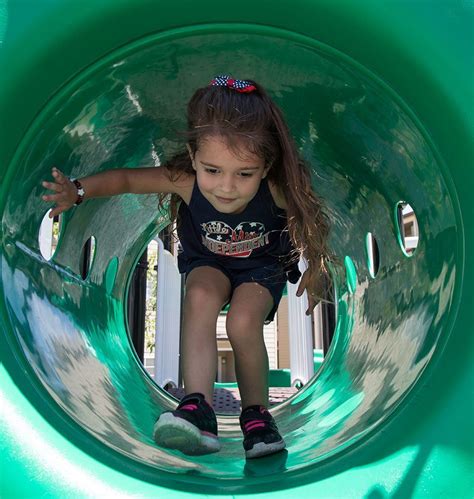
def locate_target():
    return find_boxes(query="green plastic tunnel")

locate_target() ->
[1,1,473,497]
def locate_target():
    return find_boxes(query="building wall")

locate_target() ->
[216,311,279,381]
[277,295,290,369]
[216,346,236,382]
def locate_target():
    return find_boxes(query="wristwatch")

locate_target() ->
[70,178,85,205]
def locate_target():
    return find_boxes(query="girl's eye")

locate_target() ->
[239,172,253,177]
[205,168,219,175]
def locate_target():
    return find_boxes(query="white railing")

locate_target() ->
[154,238,181,388]
[287,259,315,386]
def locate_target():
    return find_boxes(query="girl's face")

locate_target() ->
[189,135,269,214]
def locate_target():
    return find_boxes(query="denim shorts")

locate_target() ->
[183,259,292,323]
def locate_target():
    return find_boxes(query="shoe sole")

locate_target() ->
[153,413,221,455]
[245,439,286,459]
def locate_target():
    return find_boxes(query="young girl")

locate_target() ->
[42,75,332,459]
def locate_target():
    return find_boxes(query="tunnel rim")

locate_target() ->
[0,21,466,493]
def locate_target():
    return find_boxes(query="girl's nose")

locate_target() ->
[220,175,235,192]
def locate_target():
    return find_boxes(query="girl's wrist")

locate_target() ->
[70,178,85,205]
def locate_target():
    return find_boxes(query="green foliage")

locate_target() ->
[145,245,157,352]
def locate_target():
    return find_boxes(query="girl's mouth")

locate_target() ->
[216,196,236,204]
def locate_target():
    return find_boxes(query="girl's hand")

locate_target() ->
[41,167,78,218]
[296,268,326,316]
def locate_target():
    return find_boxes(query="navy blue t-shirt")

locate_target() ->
[177,177,300,283]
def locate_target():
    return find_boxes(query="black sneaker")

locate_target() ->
[239,405,286,459]
[153,393,220,455]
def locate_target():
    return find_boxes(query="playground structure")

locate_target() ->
[1,1,473,497]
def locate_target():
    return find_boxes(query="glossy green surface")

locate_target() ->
[1,0,473,497]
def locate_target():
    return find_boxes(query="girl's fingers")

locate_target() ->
[49,209,64,219]
[49,204,68,218]
[42,168,71,218]
[306,296,319,315]
[42,193,61,202]
[52,168,69,185]
[296,272,308,296]
[42,181,63,193]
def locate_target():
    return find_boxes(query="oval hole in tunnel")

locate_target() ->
[127,228,337,415]
[80,236,96,279]
[38,211,63,261]
[365,232,380,278]
[396,201,420,256]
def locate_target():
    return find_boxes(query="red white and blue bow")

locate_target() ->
[210,75,257,93]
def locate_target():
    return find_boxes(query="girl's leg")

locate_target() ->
[225,283,274,410]
[225,284,286,459]
[181,266,231,404]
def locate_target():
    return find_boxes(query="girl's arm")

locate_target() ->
[42,166,191,218]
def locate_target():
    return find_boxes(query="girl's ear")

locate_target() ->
[186,144,196,170]
[262,164,271,179]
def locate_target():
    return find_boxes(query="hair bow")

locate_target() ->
[210,75,256,93]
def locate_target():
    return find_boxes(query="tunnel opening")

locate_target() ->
[1,26,458,489]
[121,226,337,415]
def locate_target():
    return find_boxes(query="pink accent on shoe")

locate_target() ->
[244,421,266,432]
[180,404,198,411]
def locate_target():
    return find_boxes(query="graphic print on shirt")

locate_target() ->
[200,220,274,258]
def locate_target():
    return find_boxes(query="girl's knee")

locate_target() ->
[225,311,265,347]
[185,266,231,309]
[185,280,227,310]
